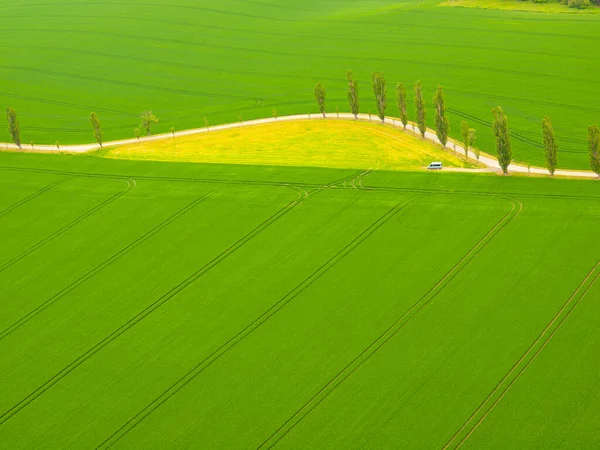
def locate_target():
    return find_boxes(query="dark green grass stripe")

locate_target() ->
[0,165,345,190]
[0,178,135,275]
[0,182,308,428]
[257,196,522,449]
[0,188,220,343]
[0,29,588,86]
[445,259,600,450]
[3,165,598,202]
[0,65,264,102]
[0,176,71,219]
[96,194,422,449]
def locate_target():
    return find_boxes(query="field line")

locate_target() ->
[2,165,598,202]
[0,176,72,219]
[445,259,600,450]
[0,178,135,275]
[0,164,358,192]
[0,181,314,428]
[96,193,422,449]
[0,188,221,343]
[258,196,522,449]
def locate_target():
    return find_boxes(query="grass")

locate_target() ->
[439,0,600,14]
[98,119,480,170]
[0,150,599,448]
[1,0,599,170]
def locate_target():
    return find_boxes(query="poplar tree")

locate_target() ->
[414,81,426,138]
[90,112,102,147]
[314,82,326,118]
[588,124,600,178]
[396,83,408,130]
[6,106,20,148]
[140,111,159,136]
[461,120,470,159]
[346,70,359,119]
[542,117,558,176]
[433,85,449,147]
[372,72,386,123]
[492,106,512,175]
[469,128,477,160]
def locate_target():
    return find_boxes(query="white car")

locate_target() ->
[428,162,443,170]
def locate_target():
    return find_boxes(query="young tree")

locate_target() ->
[433,85,449,147]
[346,70,359,119]
[89,112,103,147]
[492,106,512,175]
[336,105,340,118]
[314,82,326,118]
[272,109,278,122]
[372,72,387,123]
[140,111,158,136]
[469,128,477,160]
[6,106,20,148]
[56,140,60,150]
[414,81,426,138]
[396,83,408,130]
[461,120,470,159]
[588,124,600,178]
[542,116,558,176]
[170,126,175,137]
[204,117,210,132]
[134,128,140,141]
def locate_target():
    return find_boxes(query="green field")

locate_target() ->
[0,149,599,448]
[1,0,600,169]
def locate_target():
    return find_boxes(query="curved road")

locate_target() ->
[1,113,597,179]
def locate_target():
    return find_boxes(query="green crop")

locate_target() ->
[0,0,599,169]
[0,149,599,448]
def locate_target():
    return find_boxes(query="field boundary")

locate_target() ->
[258,195,522,449]
[2,164,599,202]
[1,113,597,179]
[443,259,600,449]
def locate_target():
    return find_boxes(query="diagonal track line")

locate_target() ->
[0,176,71,219]
[0,188,220,342]
[0,178,135,275]
[445,259,600,450]
[0,181,310,427]
[257,196,522,449]
[97,194,422,449]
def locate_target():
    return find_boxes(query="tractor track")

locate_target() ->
[444,259,600,450]
[97,193,422,449]
[0,176,72,219]
[257,196,522,449]
[0,171,357,428]
[0,188,221,343]
[0,177,135,275]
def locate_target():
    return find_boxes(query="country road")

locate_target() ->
[1,113,597,179]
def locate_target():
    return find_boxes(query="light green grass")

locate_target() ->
[439,0,600,13]
[0,151,600,448]
[99,119,480,170]
[1,0,599,170]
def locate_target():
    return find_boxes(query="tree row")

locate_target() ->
[313,71,600,177]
